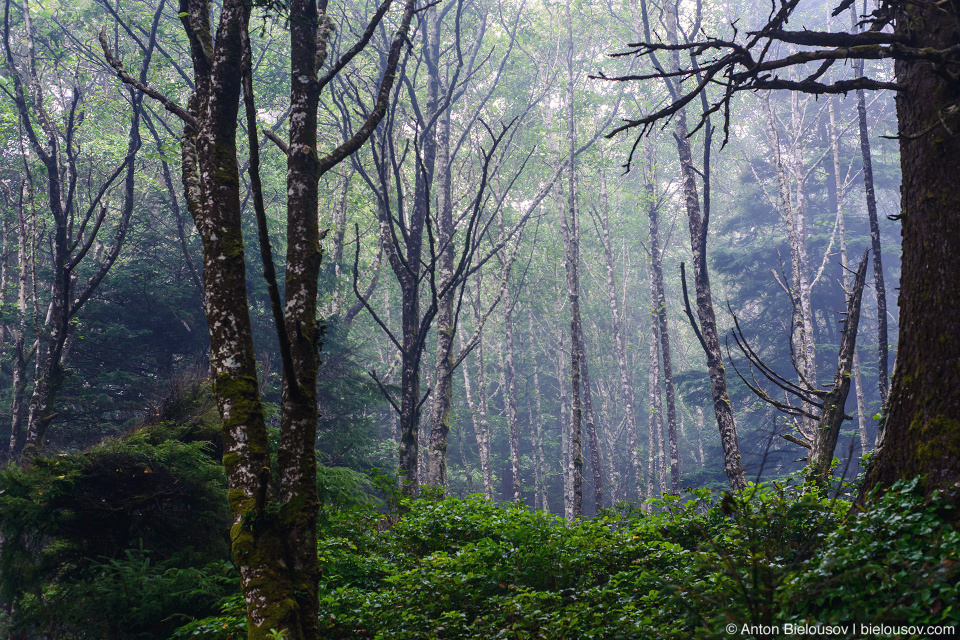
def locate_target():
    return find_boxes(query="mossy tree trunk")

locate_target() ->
[105,0,414,636]
[862,1,960,507]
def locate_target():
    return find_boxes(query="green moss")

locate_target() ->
[913,414,960,488]
[227,487,253,511]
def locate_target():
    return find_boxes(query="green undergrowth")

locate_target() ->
[0,384,234,639]
[177,477,959,640]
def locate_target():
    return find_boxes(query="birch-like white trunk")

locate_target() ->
[459,324,494,498]
[763,96,818,443]
[597,181,643,501]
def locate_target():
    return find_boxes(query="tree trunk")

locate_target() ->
[861,2,960,505]
[809,251,869,481]
[426,74,456,490]
[176,4,285,635]
[562,0,583,518]
[556,324,574,519]
[829,93,871,455]
[561,181,584,519]
[499,297,523,502]
[647,318,665,497]
[597,183,642,500]
[664,0,745,491]
[763,96,818,443]
[578,330,604,511]
[115,0,415,635]
[528,310,549,512]
[851,8,889,409]
[459,323,494,498]
[597,380,621,506]
[7,185,32,456]
[645,140,680,492]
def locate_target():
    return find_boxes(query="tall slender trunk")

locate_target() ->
[597,181,642,500]
[850,8,889,409]
[578,330,603,511]
[645,140,680,492]
[274,4,326,631]
[597,380,620,506]
[526,373,544,509]
[561,187,584,519]
[829,92,870,454]
[426,90,456,489]
[499,296,523,502]
[459,323,494,498]
[528,310,549,512]
[556,324,573,519]
[809,251,870,481]
[391,7,440,494]
[8,185,32,455]
[562,0,583,518]
[456,422,475,494]
[788,93,817,393]
[763,96,818,443]
[647,315,666,496]
[0,216,8,353]
[663,0,745,489]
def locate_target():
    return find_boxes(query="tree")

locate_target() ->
[349,2,554,493]
[607,0,960,504]
[628,0,747,491]
[3,0,147,457]
[729,249,871,481]
[102,0,415,636]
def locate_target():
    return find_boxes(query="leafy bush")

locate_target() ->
[0,386,230,639]
[783,478,960,627]
[301,479,957,639]
[14,550,237,639]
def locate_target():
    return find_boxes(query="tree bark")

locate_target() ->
[861,1,960,505]
[597,183,643,500]
[499,296,523,502]
[578,329,604,511]
[829,93,871,455]
[763,96,818,443]
[851,8,889,409]
[647,317,666,497]
[527,310,550,512]
[7,184,32,456]
[562,0,583,518]
[556,324,574,519]
[459,322,494,498]
[809,251,870,480]
[645,140,680,493]
[561,174,584,519]
[426,51,455,489]
[663,0,745,491]
[108,0,416,635]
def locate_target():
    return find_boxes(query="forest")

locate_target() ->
[0,0,957,636]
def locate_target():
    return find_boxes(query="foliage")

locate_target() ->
[0,383,230,638]
[174,477,959,639]
[783,478,960,627]
[14,551,237,640]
